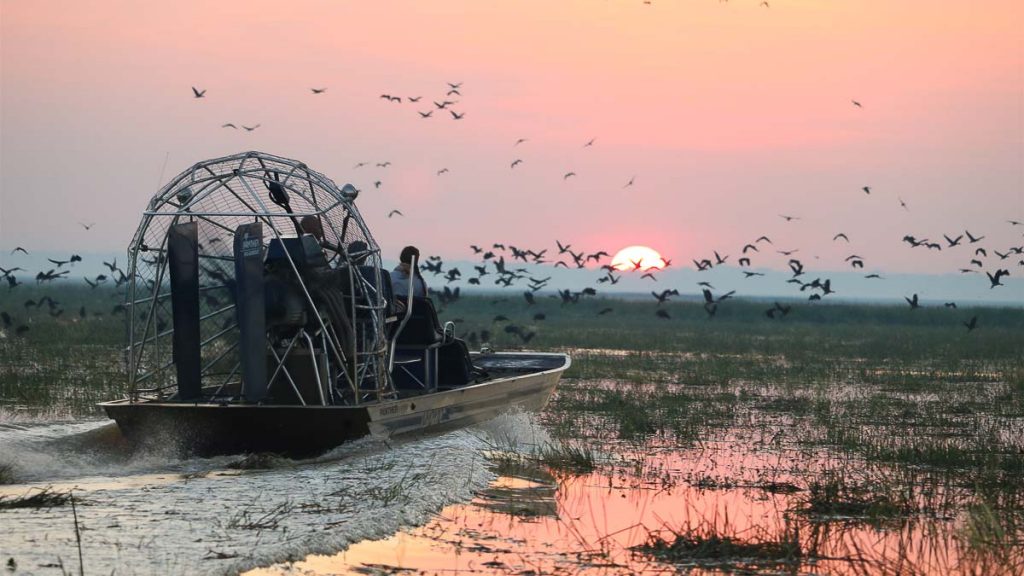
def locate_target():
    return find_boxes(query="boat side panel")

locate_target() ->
[367,366,563,438]
[103,404,372,457]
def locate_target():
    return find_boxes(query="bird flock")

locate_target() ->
[1,78,1020,342]
[1,245,131,336]
[410,212,1020,341]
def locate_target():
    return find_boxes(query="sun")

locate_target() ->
[611,245,665,271]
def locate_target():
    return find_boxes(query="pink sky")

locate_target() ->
[1,0,1022,280]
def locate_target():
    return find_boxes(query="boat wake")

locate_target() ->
[0,411,545,575]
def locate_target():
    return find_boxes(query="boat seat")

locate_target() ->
[392,297,444,390]
[266,235,328,271]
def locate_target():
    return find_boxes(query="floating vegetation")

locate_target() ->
[795,470,915,524]
[0,487,71,510]
[633,519,804,571]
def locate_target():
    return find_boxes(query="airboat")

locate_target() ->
[100,151,569,457]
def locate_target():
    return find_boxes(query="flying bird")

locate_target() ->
[963,316,978,332]
[311,88,327,94]
[583,138,595,148]
[905,293,920,309]
[514,138,528,146]
[450,111,465,120]
[388,210,403,218]
[851,100,862,108]
[986,269,1010,288]
[192,87,206,98]
[833,233,849,242]
[418,110,433,118]
[862,186,871,194]
[437,168,449,175]
[965,230,985,244]
[511,159,523,168]
[563,172,576,180]
[79,222,96,230]
[242,124,260,131]
[221,123,238,129]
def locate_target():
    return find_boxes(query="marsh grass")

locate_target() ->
[634,518,804,570]
[797,471,915,524]
[0,487,71,509]
[224,500,294,530]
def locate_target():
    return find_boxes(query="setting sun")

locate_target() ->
[610,245,665,271]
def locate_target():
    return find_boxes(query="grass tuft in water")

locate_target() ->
[634,519,804,570]
[797,471,914,523]
[537,441,596,474]
[0,487,71,509]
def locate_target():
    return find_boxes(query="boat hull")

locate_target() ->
[101,352,569,457]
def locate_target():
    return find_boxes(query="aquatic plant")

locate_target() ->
[0,487,71,509]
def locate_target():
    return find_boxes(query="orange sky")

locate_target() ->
[1,0,1022,278]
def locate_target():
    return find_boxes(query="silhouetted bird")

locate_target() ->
[192,87,206,98]
[966,230,985,243]
[311,88,327,94]
[986,269,1009,288]
[388,210,403,218]
[963,316,978,332]
[905,294,920,309]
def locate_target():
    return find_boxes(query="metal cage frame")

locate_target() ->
[124,151,394,406]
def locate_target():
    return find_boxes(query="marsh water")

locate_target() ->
[3,295,1024,575]
[4,376,1022,575]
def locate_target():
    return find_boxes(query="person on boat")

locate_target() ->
[391,245,427,298]
[299,215,347,264]
[346,240,371,266]
[300,215,324,240]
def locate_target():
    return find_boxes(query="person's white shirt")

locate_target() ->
[391,264,427,298]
